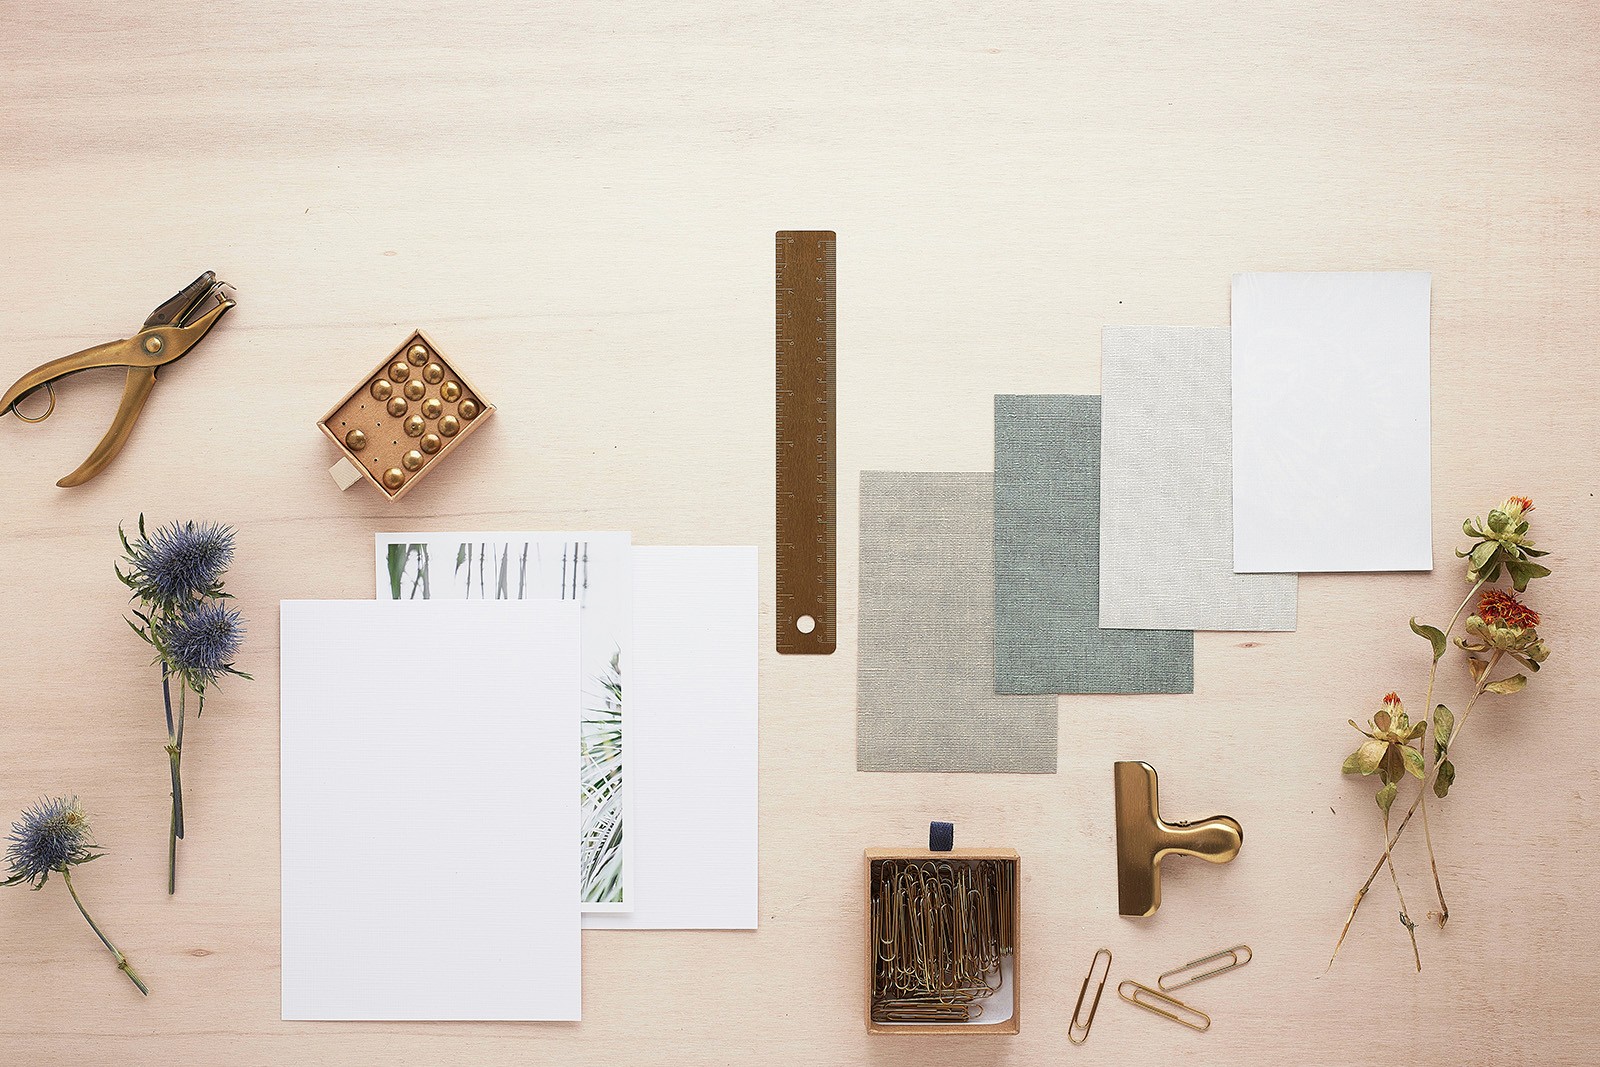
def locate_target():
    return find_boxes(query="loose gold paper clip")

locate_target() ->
[1117,980,1210,1032]
[1158,944,1252,992]
[1068,948,1112,1045]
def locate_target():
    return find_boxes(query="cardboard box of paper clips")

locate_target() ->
[864,848,1020,1035]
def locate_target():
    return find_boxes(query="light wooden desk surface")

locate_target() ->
[3,2,1597,1063]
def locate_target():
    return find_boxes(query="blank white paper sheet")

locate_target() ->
[281,599,582,1021]
[1231,271,1433,572]
[586,547,759,930]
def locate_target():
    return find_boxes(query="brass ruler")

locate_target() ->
[775,230,837,655]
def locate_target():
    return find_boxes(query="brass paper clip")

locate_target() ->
[1068,948,1112,1045]
[1117,980,1210,1033]
[1158,944,1252,992]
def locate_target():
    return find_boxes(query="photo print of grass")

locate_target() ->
[379,533,633,911]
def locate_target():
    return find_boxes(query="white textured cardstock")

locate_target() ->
[280,599,582,1021]
[1231,271,1433,572]
[1099,326,1297,630]
[586,547,759,930]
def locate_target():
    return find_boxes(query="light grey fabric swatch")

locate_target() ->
[993,395,1194,694]
[1099,327,1297,631]
[857,472,1057,773]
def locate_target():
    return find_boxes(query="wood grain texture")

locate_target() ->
[2,1,1597,1062]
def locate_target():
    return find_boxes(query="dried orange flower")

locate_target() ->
[1476,588,1541,630]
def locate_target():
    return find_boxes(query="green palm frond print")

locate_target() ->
[581,651,624,902]
[384,540,626,903]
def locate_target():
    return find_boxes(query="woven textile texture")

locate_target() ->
[857,471,1057,773]
[993,394,1194,694]
[1099,326,1297,631]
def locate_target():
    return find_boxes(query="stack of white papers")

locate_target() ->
[281,537,760,1021]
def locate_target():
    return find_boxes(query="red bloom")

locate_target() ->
[1508,495,1534,514]
[1382,692,1401,706]
[1478,588,1540,629]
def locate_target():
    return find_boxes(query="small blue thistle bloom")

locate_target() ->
[3,796,100,889]
[162,600,246,691]
[3,797,147,994]
[120,517,236,610]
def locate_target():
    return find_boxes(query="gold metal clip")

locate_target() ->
[1068,947,1112,1045]
[1158,944,1252,992]
[1117,980,1210,1032]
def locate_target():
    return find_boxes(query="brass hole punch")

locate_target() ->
[1113,761,1242,917]
[2,272,235,487]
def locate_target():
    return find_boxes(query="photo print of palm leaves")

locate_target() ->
[385,539,625,903]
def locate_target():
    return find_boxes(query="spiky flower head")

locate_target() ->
[118,516,236,611]
[3,796,102,889]
[159,600,246,692]
[1457,496,1550,591]
[1476,588,1540,630]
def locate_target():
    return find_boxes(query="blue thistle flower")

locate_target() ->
[2,797,147,994]
[3,796,100,889]
[119,517,236,610]
[161,600,246,691]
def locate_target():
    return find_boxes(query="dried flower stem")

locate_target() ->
[1329,649,1503,968]
[1415,577,1486,926]
[1379,812,1421,970]
[62,867,148,995]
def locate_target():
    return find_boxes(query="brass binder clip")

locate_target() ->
[1,272,234,487]
[1067,948,1112,1045]
[1113,761,1242,917]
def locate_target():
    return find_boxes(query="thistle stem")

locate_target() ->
[163,670,184,842]
[167,684,186,895]
[62,868,148,996]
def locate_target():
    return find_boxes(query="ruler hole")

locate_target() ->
[796,615,817,635]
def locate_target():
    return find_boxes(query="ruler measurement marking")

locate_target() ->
[775,230,836,655]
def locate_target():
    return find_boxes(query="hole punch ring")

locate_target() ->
[10,381,56,423]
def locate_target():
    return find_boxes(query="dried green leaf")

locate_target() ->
[1484,674,1528,695]
[1374,709,1392,733]
[1357,739,1387,775]
[1468,540,1498,571]
[1376,781,1398,813]
[1433,704,1454,748]
[1506,558,1551,592]
[1467,656,1489,684]
[1380,746,1403,785]
[1434,759,1456,799]
[1402,746,1425,780]
[1409,618,1447,661]
[1341,751,1362,775]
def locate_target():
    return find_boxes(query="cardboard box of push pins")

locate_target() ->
[318,330,494,500]
[864,822,1020,1035]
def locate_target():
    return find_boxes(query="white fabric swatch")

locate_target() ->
[1099,326,1297,631]
[586,547,760,930]
[280,599,582,1021]
[1231,271,1433,572]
